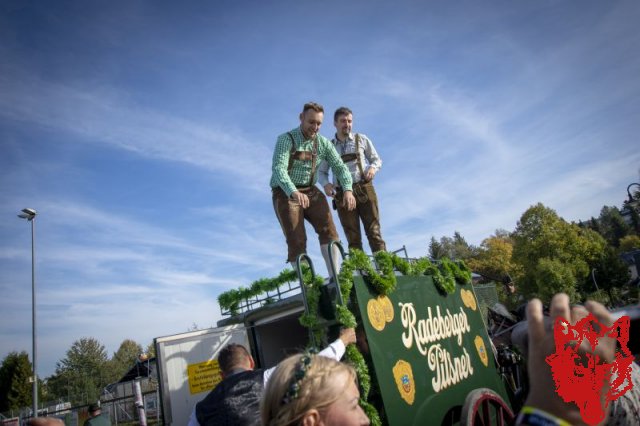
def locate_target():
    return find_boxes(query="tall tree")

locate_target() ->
[109,339,143,382]
[590,246,631,304]
[466,235,521,282]
[428,236,445,260]
[512,203,607,303]
[145,341,156,359]
[428,232,476,260]
[47,337,109,405]
[598,206,632,247]
[0,351,32,412]
[619,235,640,252]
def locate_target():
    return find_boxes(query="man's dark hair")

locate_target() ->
[302,102,324,114]
[334,106,353,122]
[217,343,251,374]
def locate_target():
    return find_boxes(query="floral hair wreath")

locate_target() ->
[281,349,318,405]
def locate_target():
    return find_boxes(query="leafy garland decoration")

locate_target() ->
[297,270,326,345]
[217,265,316,315]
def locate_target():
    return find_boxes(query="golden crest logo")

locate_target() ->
[460,288,477,311]
[474,335,488,367]
[392,359,415,405]
[367,298,387,331]
[378,295,394,322]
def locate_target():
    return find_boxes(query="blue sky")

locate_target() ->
[1,0,639,379]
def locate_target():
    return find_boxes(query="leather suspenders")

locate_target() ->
[335,133,365,182]
[287,132,318,187]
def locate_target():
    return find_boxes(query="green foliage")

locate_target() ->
[466,235,521,282]
[428,232,477,260]
[217,267,301,314]
[619,235,640,252]
[0,351,32,412]
[145,341,156,359]
[109,339,143,382]
[47,337,110,405]
[512,203,607,304]
[598,206,632,247]
[533,258,579,303]
[584,289,611,306]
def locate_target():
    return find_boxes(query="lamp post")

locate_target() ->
[18,208,38,418]
[626,183,640,204]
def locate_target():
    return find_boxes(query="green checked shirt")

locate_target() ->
[270,127,353,197]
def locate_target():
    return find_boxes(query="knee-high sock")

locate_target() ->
[321,243,341,279]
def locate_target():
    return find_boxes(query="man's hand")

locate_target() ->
[364,167,377,182]
[525,293,616,426]
[323,183,335,197]
[291,191,309,208]
[339,327,357,346]
[342,191,356,211]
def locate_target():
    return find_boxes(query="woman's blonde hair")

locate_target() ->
[261,354,357,426]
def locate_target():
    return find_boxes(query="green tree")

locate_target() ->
[109,339,143,381]
[0,351,32,412]
[428,232,476,260]
[47,337,109,405]
[512,203,607,303]
[466,235,521,282]
[428,236,445,259]
[591,246,631,305]
[145,341,156,359]
[598,206,632,247]
[619,235,640,252]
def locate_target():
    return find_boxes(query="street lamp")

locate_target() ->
[18,208,38,418]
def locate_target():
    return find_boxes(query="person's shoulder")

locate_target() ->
[278,127,299,139]
[355,133,373,142]
[317,134,334,146]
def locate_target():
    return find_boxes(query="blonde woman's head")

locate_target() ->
[261,354,370,426]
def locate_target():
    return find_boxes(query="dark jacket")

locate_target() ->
[195,369,264,426]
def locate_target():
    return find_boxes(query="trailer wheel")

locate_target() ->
[461,388,515,426]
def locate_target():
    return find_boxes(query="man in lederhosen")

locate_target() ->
[318,107,386,254]
[270,102,356,274]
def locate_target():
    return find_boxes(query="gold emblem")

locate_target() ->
[367,298,386,331]
[392,360,415,405]
[461,288,477,311]
[474,335,489,367]
[377,295,394,322]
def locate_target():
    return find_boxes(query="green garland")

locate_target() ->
[298,270,326,345]
[218,267,303,314]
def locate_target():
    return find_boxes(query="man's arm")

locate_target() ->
[322,138,352,192]
[271,134,297,197]
[320,138,355,209]
[317,160,335,196]
[317,327,356,361]
[262,328,357,385]
[362,134,382,181]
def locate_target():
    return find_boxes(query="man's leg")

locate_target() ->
[359,183,386,252]
[303,187,341,276]
[272,188,307,263]
[335,190,364,252]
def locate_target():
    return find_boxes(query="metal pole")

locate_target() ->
[31,217,38,418]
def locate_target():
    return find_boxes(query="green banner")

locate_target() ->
[353,275,509,425]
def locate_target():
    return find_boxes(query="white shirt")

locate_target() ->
[318,132,382,187]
